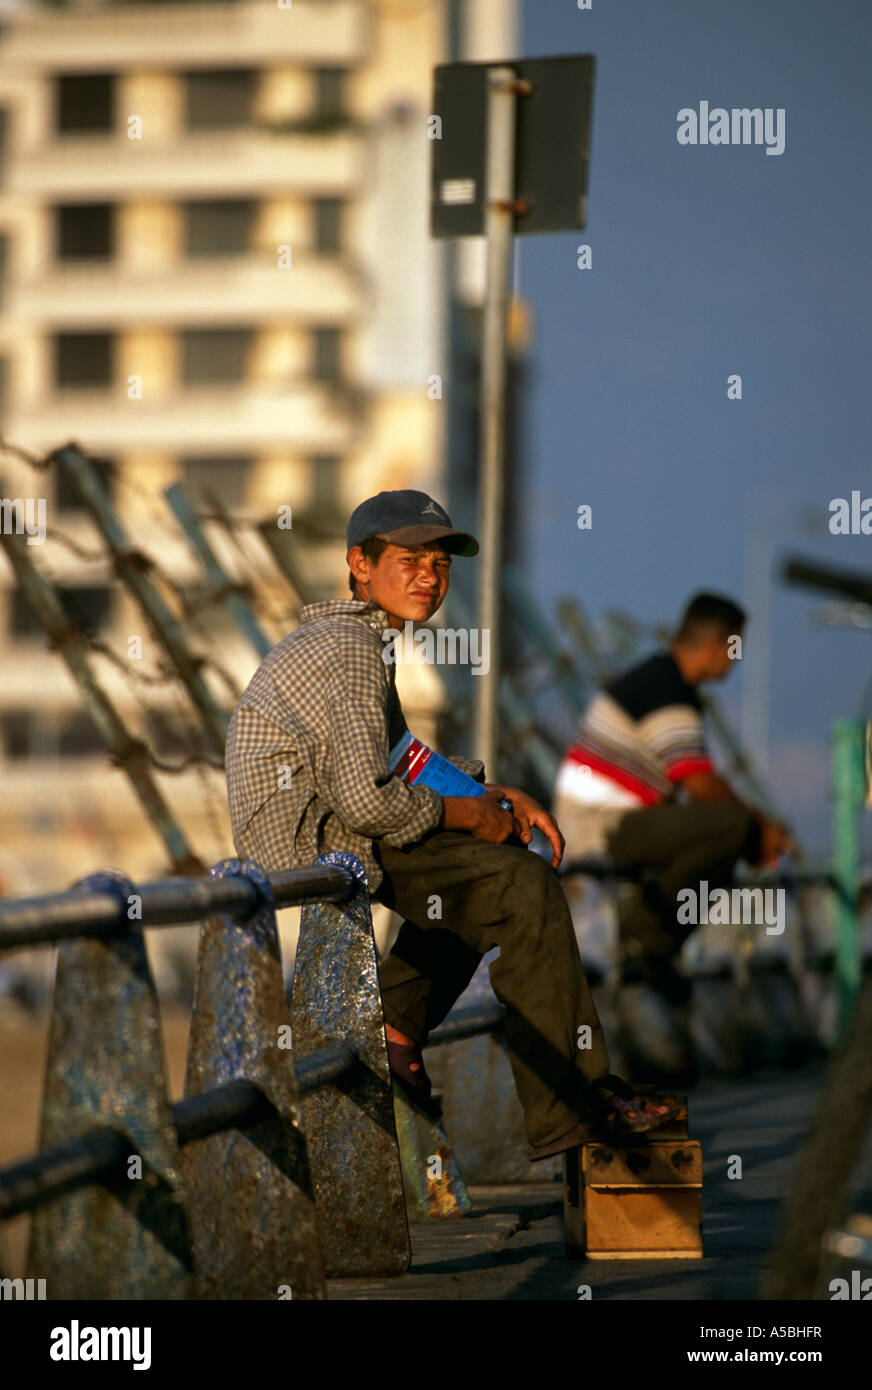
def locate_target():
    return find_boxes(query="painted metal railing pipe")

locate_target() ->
[0,854,407,1299]
[0,1130,129,1223]
[0,1052,360,1221]
[0,864,355,950]
[425,999,505,1046]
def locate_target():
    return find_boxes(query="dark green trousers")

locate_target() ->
[373,829,612,1149]
[605,801,757,973]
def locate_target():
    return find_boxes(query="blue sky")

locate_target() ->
[517,0,872,853]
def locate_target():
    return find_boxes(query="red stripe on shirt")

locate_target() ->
[565,745,663,806]
[665,756,714,783]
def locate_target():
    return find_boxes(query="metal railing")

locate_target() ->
[2,839,868,1300]
[0,851,469,1299]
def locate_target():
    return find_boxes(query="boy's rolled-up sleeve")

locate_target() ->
[321,633,444,845]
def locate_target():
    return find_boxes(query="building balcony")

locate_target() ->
[6,379,363,455]
[0,1,368,70]
[10,254,363,329]
[8,128,364,201]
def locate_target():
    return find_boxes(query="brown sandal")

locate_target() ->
[602,1094,682,1135]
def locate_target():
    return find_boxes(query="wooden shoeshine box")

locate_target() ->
[565,1106,703,1260]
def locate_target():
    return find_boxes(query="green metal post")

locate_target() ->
[832,718,866,1041]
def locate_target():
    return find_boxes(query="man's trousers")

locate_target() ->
[604,801,758,990]
[373,829,612,1150]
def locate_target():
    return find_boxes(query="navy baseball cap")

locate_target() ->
[346,490,479,557]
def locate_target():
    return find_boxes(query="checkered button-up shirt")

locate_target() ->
[225,598,485,892]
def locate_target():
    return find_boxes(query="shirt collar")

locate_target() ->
[298,598,394,637]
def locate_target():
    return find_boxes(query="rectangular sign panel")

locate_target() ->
[431,54,596,238]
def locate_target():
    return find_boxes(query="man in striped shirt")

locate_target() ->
[554,593,791,1011]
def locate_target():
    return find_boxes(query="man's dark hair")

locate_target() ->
[348,535,389,597]
[675,592,747,645]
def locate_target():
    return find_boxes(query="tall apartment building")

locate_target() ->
[0,0,519,901]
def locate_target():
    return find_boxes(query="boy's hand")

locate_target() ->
[441,794,520,844]
[485,785,566,868]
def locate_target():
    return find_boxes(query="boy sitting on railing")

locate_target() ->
[225,490,679,1159]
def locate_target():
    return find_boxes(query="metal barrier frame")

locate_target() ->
[0,854,420,1297]
[1,844,868,1297]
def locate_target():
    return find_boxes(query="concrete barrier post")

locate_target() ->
[291,852,410,1276]
[182,858,326,1299]
[28,870,193,1299]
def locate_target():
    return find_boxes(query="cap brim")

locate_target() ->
[375,524,479,557]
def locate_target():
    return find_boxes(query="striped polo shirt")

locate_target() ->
[557,652,713,810]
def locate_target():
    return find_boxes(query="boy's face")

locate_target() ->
[348,541,452,624]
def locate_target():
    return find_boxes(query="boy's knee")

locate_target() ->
[513,846,557,893]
